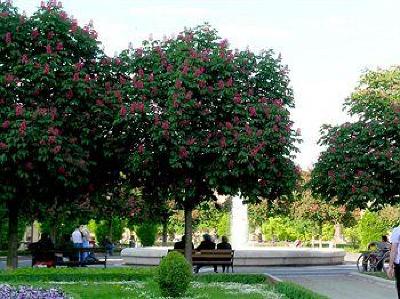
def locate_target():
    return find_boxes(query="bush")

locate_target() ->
[136,222,158,247]
[158,251,192,297]
[321,223,334,241]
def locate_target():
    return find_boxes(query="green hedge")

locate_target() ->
[0,267,156,282]
[196,273,267,284]
[274,281,328,299]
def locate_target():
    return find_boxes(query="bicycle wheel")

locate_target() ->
[357,253,370,272]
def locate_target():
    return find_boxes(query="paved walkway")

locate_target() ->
[239,265,397,299]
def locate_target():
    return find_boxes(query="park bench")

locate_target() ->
[30,247,108,268]
[168,249,234,272]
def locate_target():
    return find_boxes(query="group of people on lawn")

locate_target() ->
[174,234,232,273]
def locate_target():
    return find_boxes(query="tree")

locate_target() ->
[118,25,300,262]
[0,1,112,267]
[310,67,400,209]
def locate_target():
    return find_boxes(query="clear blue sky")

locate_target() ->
[15,0,400,169]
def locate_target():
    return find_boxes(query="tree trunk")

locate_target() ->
[109,219,113,242]
[7,201,19,269]
[162,220,168,247]
[184,206,193,266]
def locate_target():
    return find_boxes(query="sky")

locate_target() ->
[14,0,400,169]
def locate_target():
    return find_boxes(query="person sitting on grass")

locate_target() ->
[217,236,232,273]
[174,235,194,250]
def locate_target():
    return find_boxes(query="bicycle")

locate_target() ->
[357,250,390,273]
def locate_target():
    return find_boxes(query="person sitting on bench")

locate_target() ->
[29,233,55,267]
[174,235,194,250]
[217,236,232,273]
[195,234,217,273]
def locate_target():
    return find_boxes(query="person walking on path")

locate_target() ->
[388,227,400,298]
[71,226,83,261]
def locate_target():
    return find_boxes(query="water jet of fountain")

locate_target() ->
[230,194,249,249]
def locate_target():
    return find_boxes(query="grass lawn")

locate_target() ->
[0,268,327,299]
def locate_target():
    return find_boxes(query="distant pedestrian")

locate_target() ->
[388,227,400,298]
[71,226,83,261]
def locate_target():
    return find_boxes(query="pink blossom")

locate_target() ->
[135,80,144,89]
[66,89,73,99]
[234,116,240,124]
[120,105,127,117]
[96,99,104,106]
[256,129,263,136]
[138,144,144,154]
[233,94,241,104]
[31,29,40,39]
[57,167,66,175]
[57,1,63,8]
[351,185,357,193]
[5,32,11,44]
[220,137,227,148]
[15,104,24,116]
[19,120,27,135]
[45,44,52,54]
[83,74,90,83]
[43,63,50,75]
[226,77,233,87]
[226,122,233,130]
[179,147,188,159]
[21,54,29,64]
[182,65,189,75]
[273,125,279,132]
[2,120,10,129]
[56,42,63,51]
[208,86,214,94]
[185,91,192,100]
[48,136,56,144]
[52,145,61,154]
[114,57,122,65]
[114,90,122,101]
[161,121,169,130]
[73,72,79,81]
[5,74,15,83]
[138,69,144,77]
[59,11,68,20]
[0,142,7,150]
[328,170,334,177]
[187,138,196,145]
[361,186,369,193]
[217,80,224,89]
[219,39,228,49]
[166,64,173,72]
[249,107,257,117]
[148,73,154,82]
[48,127,60,136]
[198,80,207,89]
[227,160,234,169]
[194,67,204,77]
[175,80,182,89]
[245,123,252,136]
[275,115,282,123]
[47,31,54,40]
[135,48,143,57]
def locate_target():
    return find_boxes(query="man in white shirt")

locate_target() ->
[388,227,400,298]
[71,226,83,261]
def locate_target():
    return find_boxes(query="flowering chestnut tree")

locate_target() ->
[310,67,400,210]
[0,1,116,268]
[115,25,300,261]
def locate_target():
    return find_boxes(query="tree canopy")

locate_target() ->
[310,67,400,209]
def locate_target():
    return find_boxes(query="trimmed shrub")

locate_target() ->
[136,222,158,247]
[158,251,192,297]
[274,281,328,299]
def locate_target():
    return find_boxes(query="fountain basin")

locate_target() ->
[121,247,345,266]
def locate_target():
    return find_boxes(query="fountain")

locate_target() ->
[231,194,248,249]
[121,194,345,266]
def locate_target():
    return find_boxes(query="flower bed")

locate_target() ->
[0,284,66,299]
